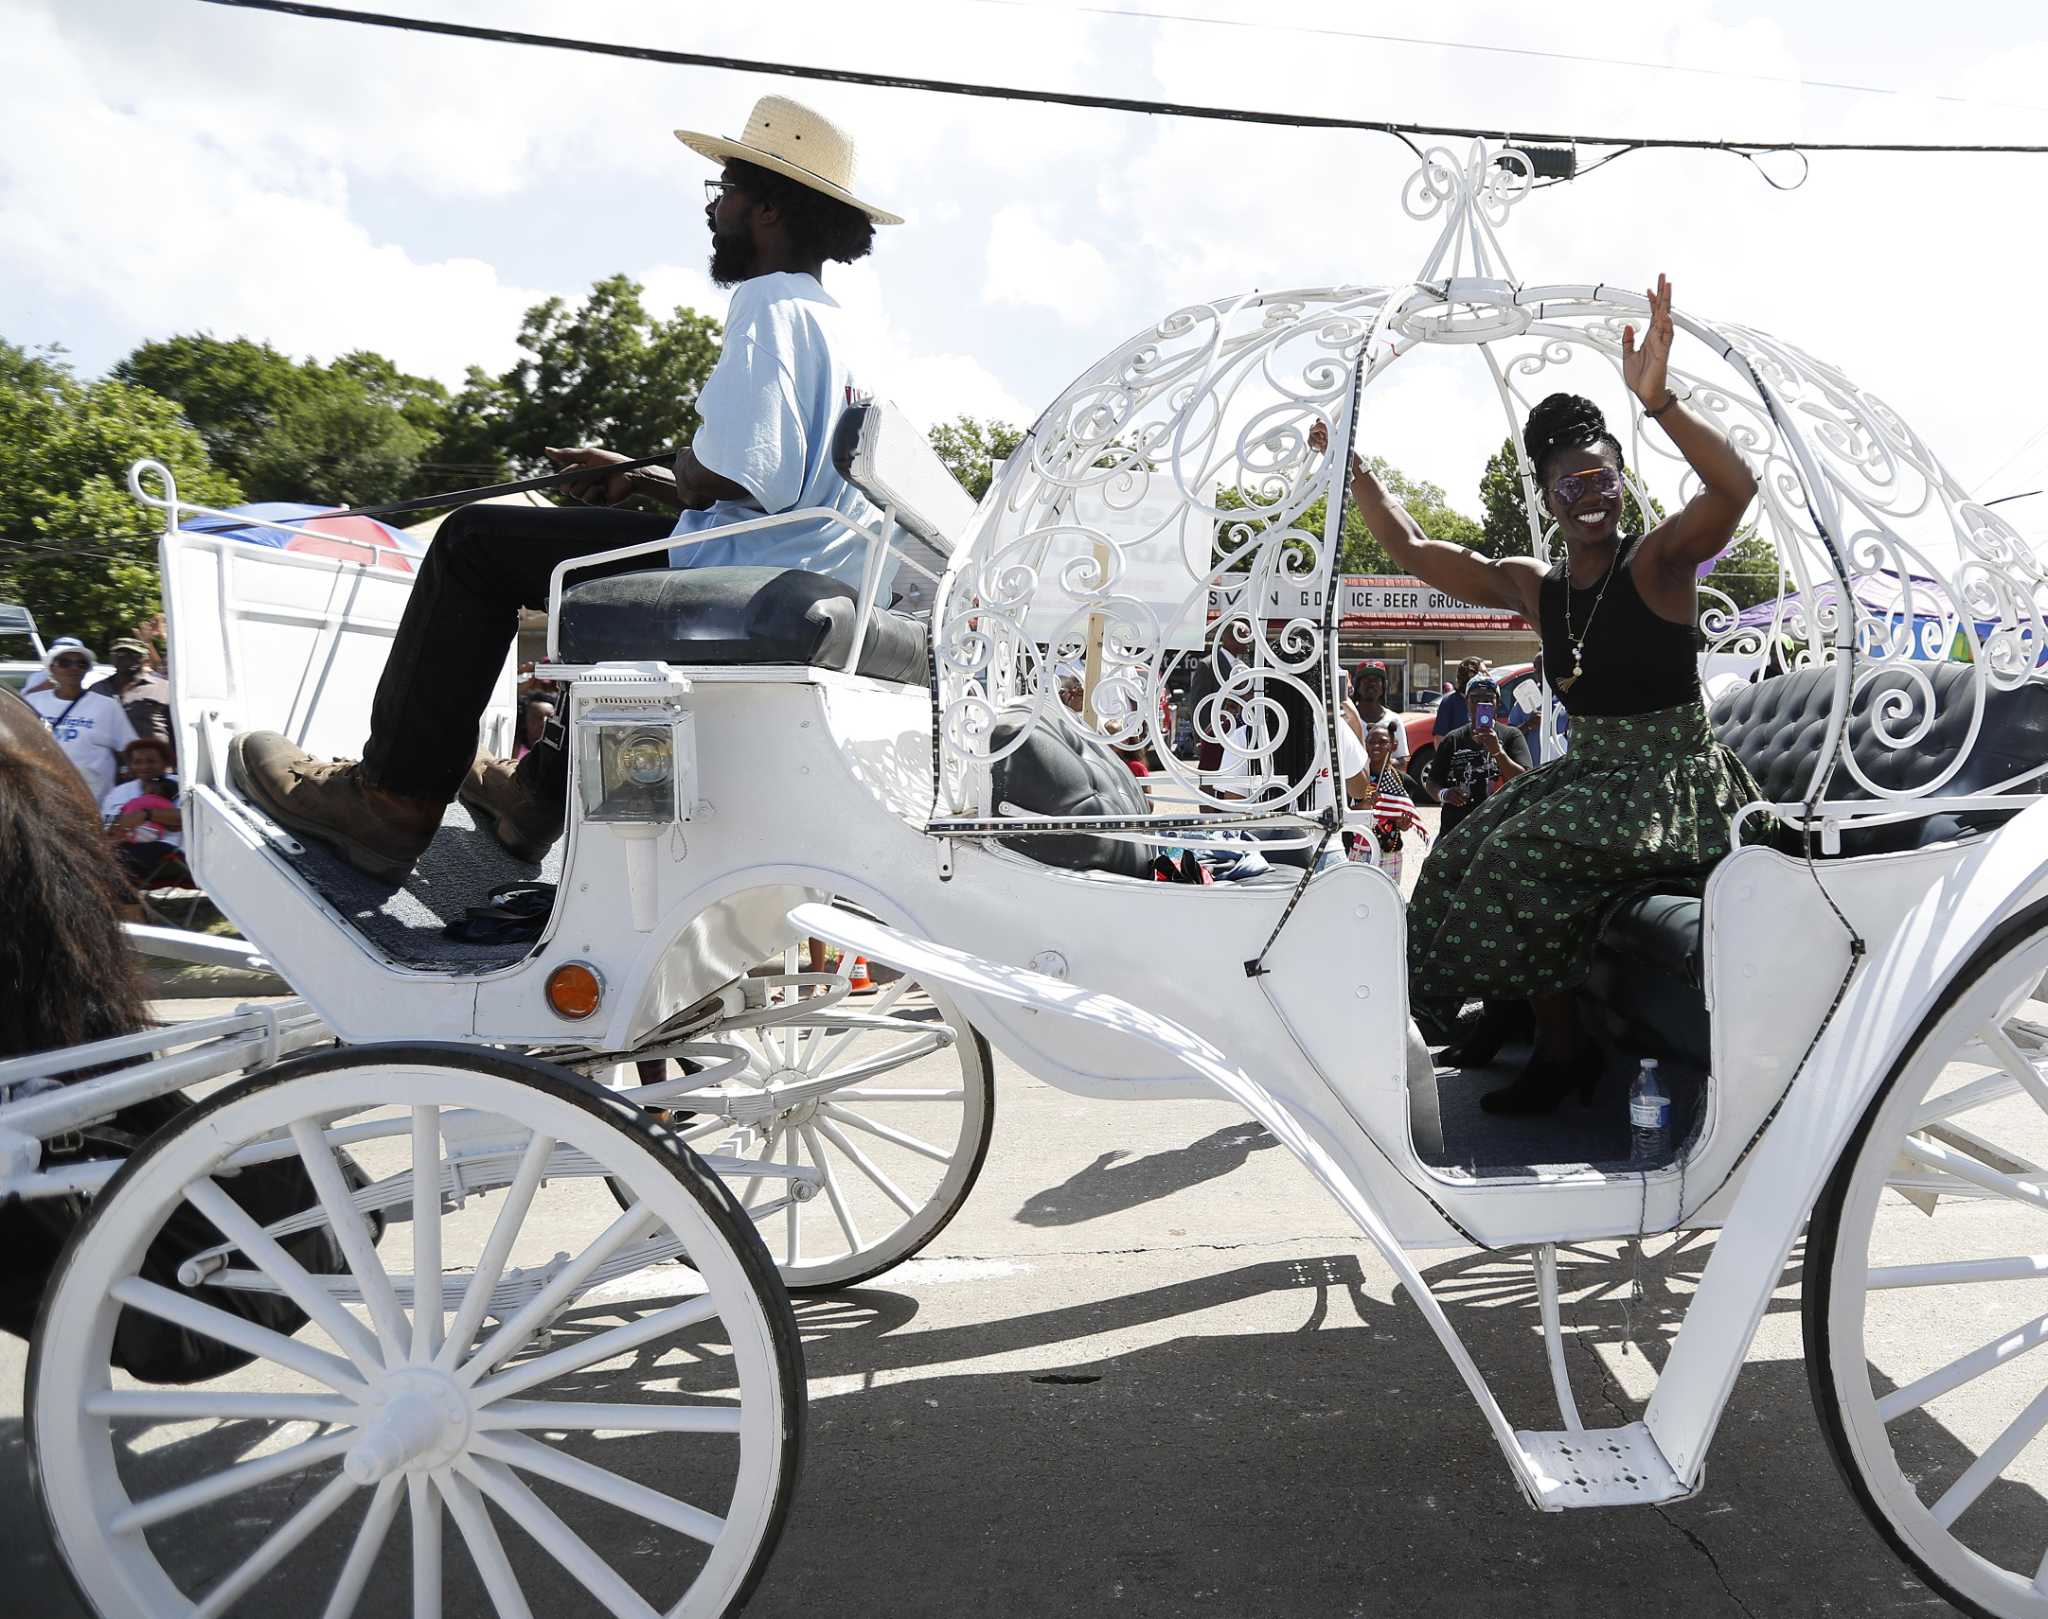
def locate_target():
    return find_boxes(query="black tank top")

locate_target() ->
[1537,538,1699,717]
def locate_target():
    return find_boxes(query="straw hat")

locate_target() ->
[675,95,903,227]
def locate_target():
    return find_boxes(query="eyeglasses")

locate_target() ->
[703,179,743,206]
[52,658,89,670]
[1550,467,1623,507]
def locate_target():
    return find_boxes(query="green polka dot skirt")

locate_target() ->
[1407,699,1762,1003]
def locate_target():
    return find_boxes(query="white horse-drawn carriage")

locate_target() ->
[6,142,2048,1616]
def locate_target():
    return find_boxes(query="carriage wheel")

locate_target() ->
[663,974,995,1291]
[28,1044,803,1619]
[1807,900,2048,1617]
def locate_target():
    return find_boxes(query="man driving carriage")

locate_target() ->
[229,96,903,882]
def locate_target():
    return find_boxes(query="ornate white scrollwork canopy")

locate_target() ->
[930,139,2048,841]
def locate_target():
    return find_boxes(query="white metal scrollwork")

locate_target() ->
[933,138,2048,839]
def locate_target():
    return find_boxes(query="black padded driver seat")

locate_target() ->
[1585,662,2048,1068]
[556,564,928,684]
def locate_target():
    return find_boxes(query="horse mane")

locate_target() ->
[0,693,150,1058]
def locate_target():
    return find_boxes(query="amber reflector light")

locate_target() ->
[545,962,603,1020]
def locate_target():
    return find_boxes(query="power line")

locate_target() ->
[961,0,2048,118]
[195,1,2048,160]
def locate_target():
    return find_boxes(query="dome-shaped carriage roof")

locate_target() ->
[929,141,2046,842]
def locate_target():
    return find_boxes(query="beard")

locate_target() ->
[709,224,757,288]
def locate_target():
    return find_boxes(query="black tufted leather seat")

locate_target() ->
[557,565,928,684]
[986,719,1154,880]
[1586,664,2048,1067]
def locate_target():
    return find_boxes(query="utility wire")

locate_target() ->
[196,1,2048,159]
[960,0,2048,118]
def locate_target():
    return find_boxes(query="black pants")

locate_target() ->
[363,503,674,801]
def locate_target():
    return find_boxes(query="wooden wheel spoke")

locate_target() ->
[1865,1256,2048,1290]
[438,1134,554,1371]
[812,1115,918,1216]
[193,1470,359,1619]
[321,1475,405,1619]
[472,1431,725,1545]
[1877,1307,2048,1421]
[459,1457,662,1619]
[800,975,914,1076]
[475,1399,742,1435]
[1983,1021,2048,1119]
[110,1428,356,1534]
[459,1201,658,1388]
[411,1107,444,1363]
[110,1277,364,1394]
[1899,1136,2048,1216]
[1933,1383,2048,1528]
[292,1120,410,1355]
[801,1122,864,1252]
[409,1473,442,1619]
[183,1175,386,1375]
[87,1389,357,1424]
[471,1296,721,1404]
[440,1469,534,1619]
[818,1101,952,1163]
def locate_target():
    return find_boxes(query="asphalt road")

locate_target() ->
[0,981,1980,1619]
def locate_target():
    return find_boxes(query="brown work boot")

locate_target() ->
[228,731,442,883]
[458,754,564,863]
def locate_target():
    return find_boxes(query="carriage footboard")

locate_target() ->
[789,903,1694,1511]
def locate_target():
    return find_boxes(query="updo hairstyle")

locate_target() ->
[1523,392,1625,484]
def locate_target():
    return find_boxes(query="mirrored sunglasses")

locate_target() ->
[1551,467,1623,507]
[703,178,742,206]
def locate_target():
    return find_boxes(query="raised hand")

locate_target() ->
[1621,273,1675,408]
[1306,418,1365,484]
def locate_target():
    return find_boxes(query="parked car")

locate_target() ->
[0,600,48,695]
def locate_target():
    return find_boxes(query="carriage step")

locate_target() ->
[1514,1423,1693,1510]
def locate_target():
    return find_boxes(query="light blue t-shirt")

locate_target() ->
[669,272,891,597]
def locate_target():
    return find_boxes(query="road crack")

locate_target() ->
[1581,1337,1758,1619]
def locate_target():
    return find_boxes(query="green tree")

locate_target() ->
[471,275,722,472]
[1221,457,1481,579]
[115,334,446,506]
[0,342,240,650]
[927,416,1025,500]
[1701,527,1783,610]
[113,335,303,486]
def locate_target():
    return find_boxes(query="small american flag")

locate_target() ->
[1372,766,1427,837]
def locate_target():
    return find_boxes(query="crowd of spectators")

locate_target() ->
[20,633,192,914]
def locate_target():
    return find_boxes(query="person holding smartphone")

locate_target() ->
[1425,672,1531,836]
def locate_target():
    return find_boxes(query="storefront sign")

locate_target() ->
[1260,575,1532,632]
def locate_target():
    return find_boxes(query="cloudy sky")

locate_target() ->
[4,0,2046,524]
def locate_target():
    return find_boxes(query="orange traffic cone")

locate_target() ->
[848,956,873,991]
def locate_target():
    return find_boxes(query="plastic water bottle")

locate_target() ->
[1630,1058,1672,1167]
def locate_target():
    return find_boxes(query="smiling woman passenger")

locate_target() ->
[1315,275,1762,1114]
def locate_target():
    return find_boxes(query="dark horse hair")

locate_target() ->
[0,689,148,1058]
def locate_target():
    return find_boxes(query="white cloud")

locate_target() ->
[983,206,1115,318]
[0,0,2041,558]
[0,4,543,383]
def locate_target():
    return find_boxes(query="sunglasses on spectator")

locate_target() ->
[52,657,89,669]
[704,179,744,206]
[1551,467,1624,506]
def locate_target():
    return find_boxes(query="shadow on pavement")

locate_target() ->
[6,1234,2038,1618]
[1014,1121,1279,1227]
